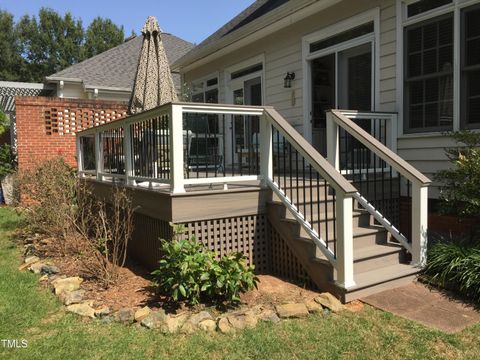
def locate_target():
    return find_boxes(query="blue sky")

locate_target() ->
[1,0,256,44]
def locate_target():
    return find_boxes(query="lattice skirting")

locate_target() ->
[269,222,317,289]
[129,213,270,273]
[129,212,316,288]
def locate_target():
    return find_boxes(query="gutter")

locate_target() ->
[172,0,342,73]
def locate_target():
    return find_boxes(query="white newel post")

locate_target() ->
[326,112,340,171]
[76,135,83,175]
[411,182,428,266]
[335,192,356,289]
[170,104,185,193]
[259,114,273,187]
[95,132,103,181]
[123,125,133,185]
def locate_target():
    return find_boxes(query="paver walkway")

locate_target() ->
[362,281,480,333]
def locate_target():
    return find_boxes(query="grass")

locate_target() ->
[0,208,479,360]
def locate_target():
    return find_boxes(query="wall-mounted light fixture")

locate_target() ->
[284,72,295,88]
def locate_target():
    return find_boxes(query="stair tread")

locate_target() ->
[348,263,420,292]
[354,243,403,261]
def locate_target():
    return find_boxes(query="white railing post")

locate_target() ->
[76,135,83,175]
[259,113,273,187]
[170,104,185,193]
[335,192,356,289]
[95,131,103,181]
[123,125,133,185]
[411,182,428,267]
[326,112,340,171]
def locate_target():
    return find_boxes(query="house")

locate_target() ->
[13,31,194,172]
[45,33,194,102]
[77,0,479,302]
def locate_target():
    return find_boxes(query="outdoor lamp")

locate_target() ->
[284,72,295,88]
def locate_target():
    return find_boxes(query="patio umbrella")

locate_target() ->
[129,16,177,114]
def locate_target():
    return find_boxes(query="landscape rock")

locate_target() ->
[141,310,168,329]
[314,293,345,313]
[66,302,95,318]
[161,314,188,334]
[23,244,37,257]
[189,311,213,326]
[95,306,111,318]
[41,265,59,275]
[19,256,40,270]
[24,255,40,265]
[305,300,323,313]
[227,312,258,330]
[134,306,151,322]
[258,309,281,323]
[275,303,309,318]
[29,262,45,274]
[51,277,83,295]
[198,319,217,332]
[180,321,196,335]
[115,308,135,323]
[59,290,85,306]
[38,275,49,282]
[217,317,234,334]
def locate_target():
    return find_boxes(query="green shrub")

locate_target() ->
[0,144,14,179]
[435,131,480,218]
[152,225,258,305]
[424,234,480,304]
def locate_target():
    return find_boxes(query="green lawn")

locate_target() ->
[0,207,479,360]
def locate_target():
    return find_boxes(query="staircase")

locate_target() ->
[267,179,420,303]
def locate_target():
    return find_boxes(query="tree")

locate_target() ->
[84,17,124,58]
[16,8,84,82]
[0,110,9,136]
[0,11,24,81]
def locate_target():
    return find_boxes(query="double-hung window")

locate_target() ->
[402,0,480,133]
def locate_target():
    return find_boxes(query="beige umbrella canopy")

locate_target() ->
[129,16,178,114]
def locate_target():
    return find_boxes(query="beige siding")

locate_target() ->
[182,0,457,198]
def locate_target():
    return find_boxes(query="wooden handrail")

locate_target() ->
[330,110,431,186]
[265,108,357,195]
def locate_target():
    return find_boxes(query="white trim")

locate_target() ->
[301,8,381,144]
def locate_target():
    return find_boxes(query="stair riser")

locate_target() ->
[354,251,404,273]
[284,210,371,228]
[354,231,388,249]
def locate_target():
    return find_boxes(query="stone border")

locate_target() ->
[20,243,350,335]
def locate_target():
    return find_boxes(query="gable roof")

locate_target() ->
[173,0,341,72]
[46,33,194,91]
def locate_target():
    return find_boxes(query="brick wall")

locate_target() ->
[15,96,128,171]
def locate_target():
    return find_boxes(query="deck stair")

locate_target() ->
[267,180,420,303]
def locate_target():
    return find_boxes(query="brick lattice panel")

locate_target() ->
[269,222,317,289]
[44,107,127,136]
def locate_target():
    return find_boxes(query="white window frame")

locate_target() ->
[224,54,266,106]
[396,0,480,137]
[190,72,220,103]
[301,8,381,144]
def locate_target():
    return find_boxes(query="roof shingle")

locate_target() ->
[47,33,194,90]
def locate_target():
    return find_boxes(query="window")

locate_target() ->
[309,22,374,53]
[191,77,218,104]
[462,5,480,127]
[404,15,453,132]
[407,0,452,17]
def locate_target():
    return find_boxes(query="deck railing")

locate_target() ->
[77,102,429,289]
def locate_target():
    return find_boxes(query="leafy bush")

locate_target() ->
[435,131,480,218]
[152,225,258,305]
[0,144,14,179]
[424,234,480,304]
